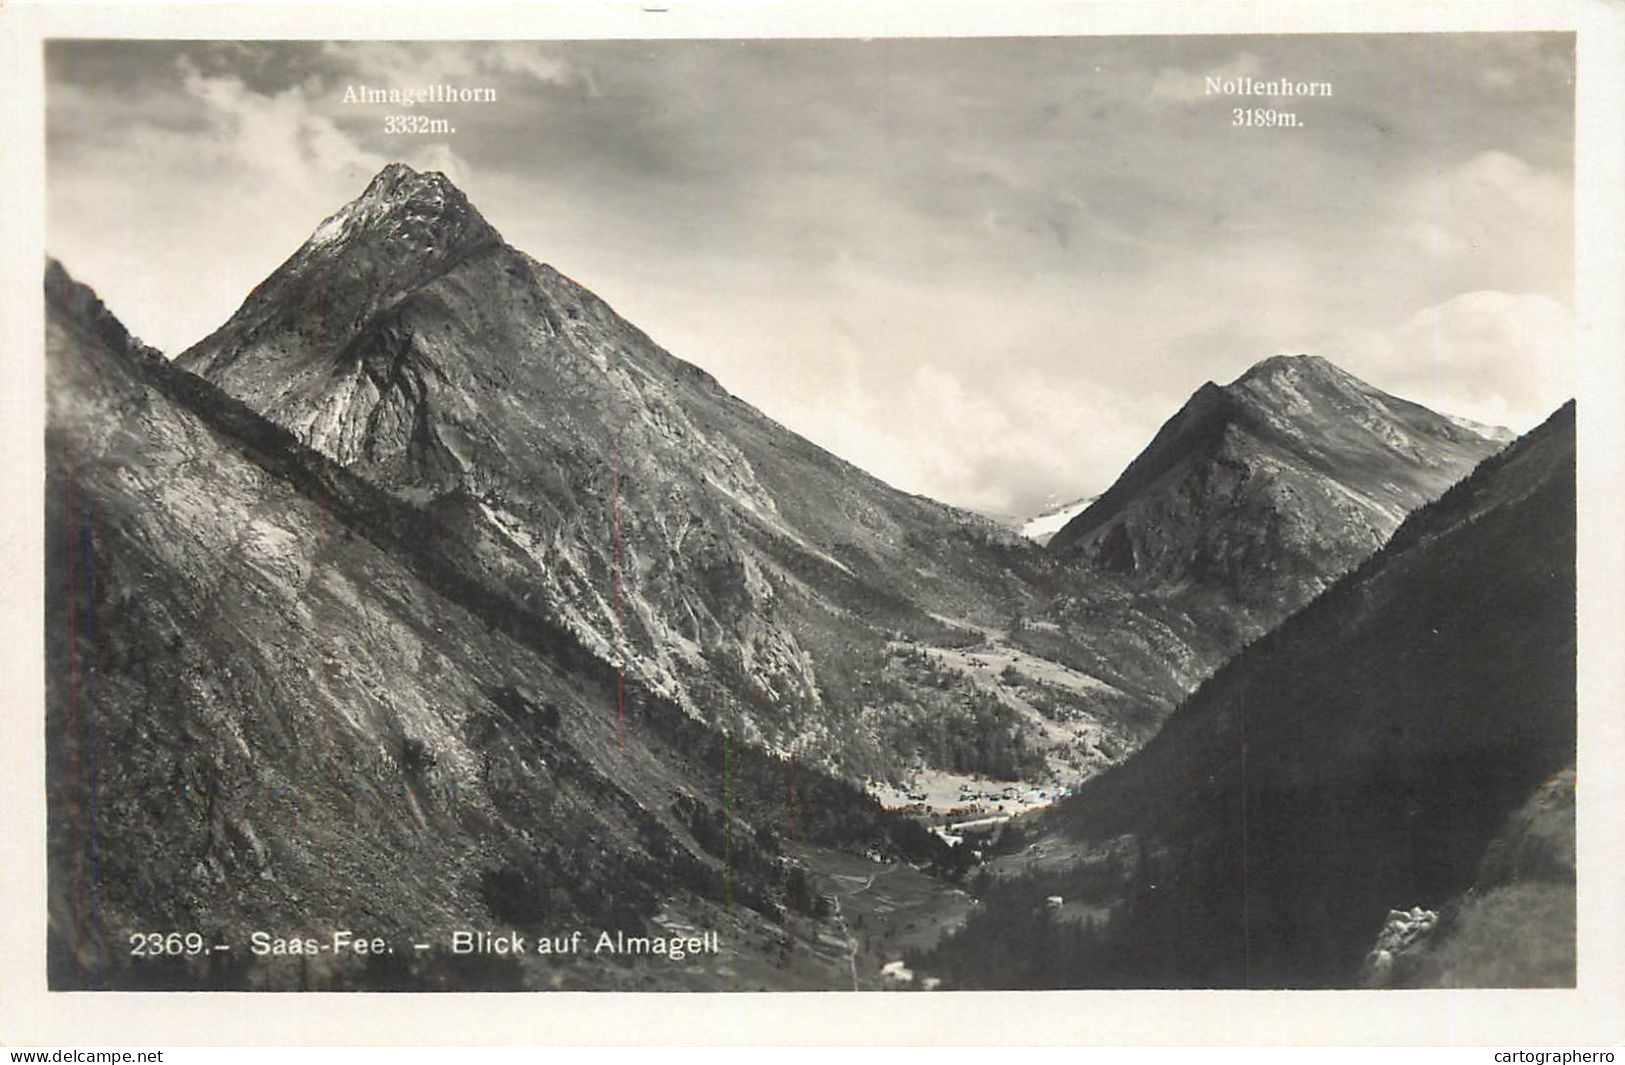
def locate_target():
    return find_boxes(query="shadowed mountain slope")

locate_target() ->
[924,402,1574,988]
[46,258,949,991]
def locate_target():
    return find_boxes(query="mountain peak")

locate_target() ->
[1231,353,1344,389]
[367,160,427,187]
[1220,353,1405,422]
[301,162,499,256]
[1047,353,1508,606]
[360,162,460,205]
[176,163,505,381]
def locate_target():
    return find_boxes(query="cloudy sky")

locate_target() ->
[46,34,1573,519]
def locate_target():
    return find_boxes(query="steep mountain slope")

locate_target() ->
[175,165,1103,778]
[925,402,1575,988]
[46,259,951,991]
[172,165,1214,784]
[1048,355,1508,634]
[171,165,1506,788]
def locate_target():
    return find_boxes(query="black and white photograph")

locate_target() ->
[9,0,1623,1044]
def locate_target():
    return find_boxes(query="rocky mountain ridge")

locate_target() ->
[167,164,1509,787]
[1048,353,1508,631]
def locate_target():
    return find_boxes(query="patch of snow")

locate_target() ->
[1444,412,1516,443]
[1019,496,1097,544]
[303,211,350,249]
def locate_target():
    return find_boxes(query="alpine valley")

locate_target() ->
[45,164,1571,990]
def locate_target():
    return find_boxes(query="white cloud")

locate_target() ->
[480,46,591,92]
[1150,51,1259,103]
[319,42,589,94]
[1333,291,1574,432]
[178,58,393,187]
[1402,150,1571,297]
[735,314,1146,519]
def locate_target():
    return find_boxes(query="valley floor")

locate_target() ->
[790,844,974,991]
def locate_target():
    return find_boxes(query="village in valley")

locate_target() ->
[870,769,1075,845]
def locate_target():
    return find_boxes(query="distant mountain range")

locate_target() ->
[43,163,1557,991]
[166,164,1505,781]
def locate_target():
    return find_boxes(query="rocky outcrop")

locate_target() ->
[1360,906,1440,985]
[1366,767,1576,988]
[45,258,165,365]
